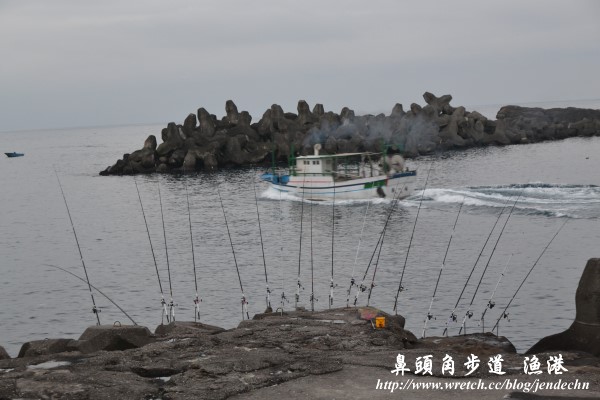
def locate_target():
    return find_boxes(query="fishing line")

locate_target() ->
[346,201,370,307]
[54,167,101,325]
[45,264,137,325]
[133,176,169,323]
[478,253,512,332]
[183,169,201,322]
[329,185,336,308]
[459,189,524,335]
[295,175,307,309]
[252,177,271,310]
[157,179,176,322]
[422,198,465,338]
[492,219,568,334]
[442,192,514,336]
[393,162,433,314]
[217,183,249,320]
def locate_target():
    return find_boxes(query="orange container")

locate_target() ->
[375,316,386,328]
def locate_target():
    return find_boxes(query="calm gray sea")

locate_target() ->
[1,100,599,356]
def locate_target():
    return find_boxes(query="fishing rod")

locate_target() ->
[45,264,137,325]
[441,193,514,336]
[278,189,288,312]
[309,194,318,311]
[295,176,307,309]
[329,186,336,308]
[217,183,250,320]
[133,176,169,323]
[492,219,568,334]
[183,170,201,322]
[54,168,101,326]
[393,163,433,314]
[353,182,407,307]
[366,184,411,306]
[421,198,465,338]
[252,177,271,311]
[157,179,176,323]
[478,253,512,332]
[458,190,524,335]
[346,201,370,307]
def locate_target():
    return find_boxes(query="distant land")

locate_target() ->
[100,92,600,175]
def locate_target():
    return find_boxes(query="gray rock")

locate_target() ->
[18,338,77,358]
[76,325,154,354]
[528,258,600,356]
[0,346,9,360]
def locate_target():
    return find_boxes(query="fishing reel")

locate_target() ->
[92,306,101,315]
[466,310,474,319]
[449,313,457,323]
[194,296,202,305]
[358,283,368,293]
[487,300,495,309]
[426,312,435,321]
[502,312,510,321]
[398,284,405,293]
[280,292,289,305]
[310,293,318,303]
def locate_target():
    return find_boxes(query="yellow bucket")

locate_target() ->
[375,316,386,328]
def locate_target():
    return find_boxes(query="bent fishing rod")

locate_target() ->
[458,190,524,335]
[45,264,137,325]
[393,162,433,314]
[309,195,317,311]
[217,183,250,320]
[158,179,176,323]
[183,170,202,322]
[252,177,271,310]
[133,176,169,323]
[441,193,514,336]
[422,198,464,338]
[54,168,101,325]
[492,219,568,334]
[477,253,512,332]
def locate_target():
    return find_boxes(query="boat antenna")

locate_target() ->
[53,168,101,325]
[295,176,306,309]
[158,179,176,323]
[459,190,523,335]
[253,176,271,310]
[478,253,512,332]
[329,185,336,308]
[346,201,370,307]
[183,168,201,322]
[422,198,465,338]
[45,264,137,325]
[442,193,514,336]
[492,219,568,334]
[393,162,433,314]
[217,183,250,320]
[133,176,169,323]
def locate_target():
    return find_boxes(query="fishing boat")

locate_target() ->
[261,144,417,200]
[5,152,24,158]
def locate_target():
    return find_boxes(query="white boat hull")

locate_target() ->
[268,171,417,200]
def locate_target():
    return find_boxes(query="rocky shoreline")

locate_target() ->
[99,92,600,175]
[1,259,599,399]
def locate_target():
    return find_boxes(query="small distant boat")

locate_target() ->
[5,152,24,158]
[261,144,417,200]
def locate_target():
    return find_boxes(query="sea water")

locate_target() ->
[1,101,599,356]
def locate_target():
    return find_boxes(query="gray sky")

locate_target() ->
[1,0,599,131]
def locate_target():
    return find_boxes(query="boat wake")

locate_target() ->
[410,183,600,219]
